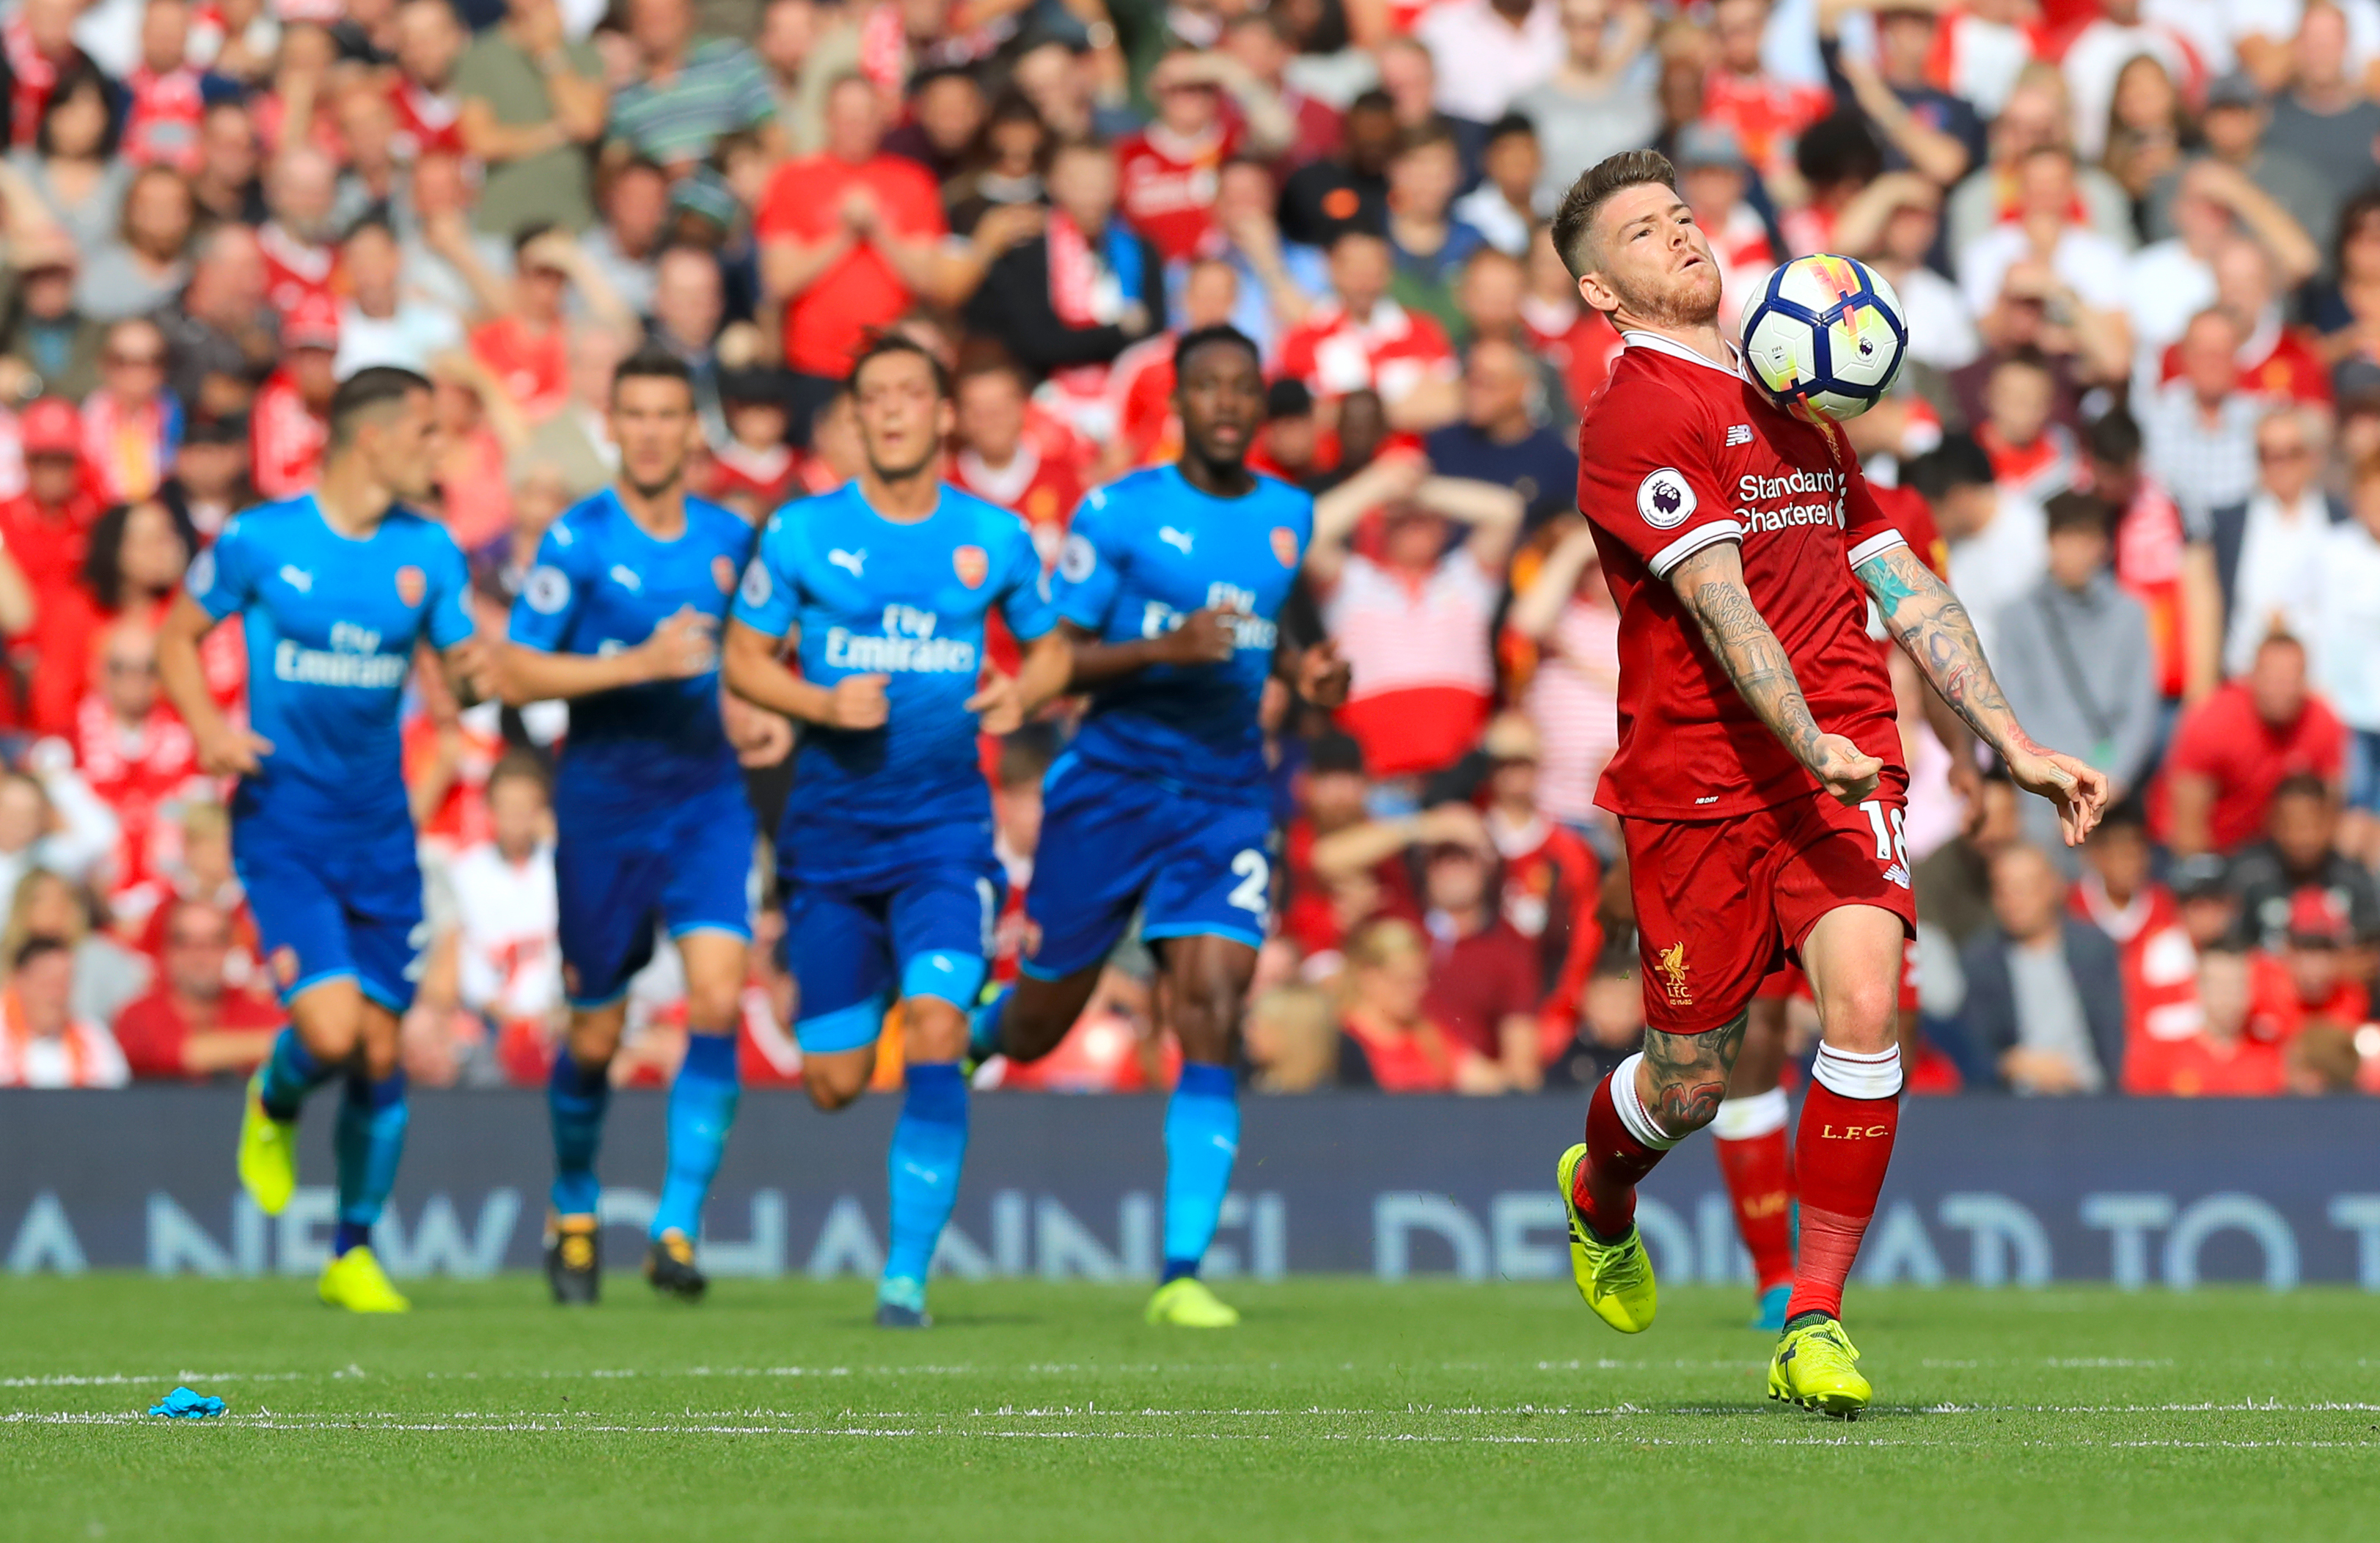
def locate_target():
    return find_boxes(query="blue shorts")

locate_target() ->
[783,860,1002,1055]
[1022,753,1274,979]
[554,774,755,1009]
[235,816,426,1014]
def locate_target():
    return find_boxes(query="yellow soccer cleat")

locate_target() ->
[1145,1277,1241,1327]
[1768,1316,1871,1418]
[237,1072,298,1217]
[318,1245,411,1314]
[1556,1143,1658,1333]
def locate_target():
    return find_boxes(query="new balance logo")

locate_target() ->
[829,548,866,578]
[278,565,313,593]
[1158,526,1195,554]
[1725,423,1754,446]
[1883,862,1911,890]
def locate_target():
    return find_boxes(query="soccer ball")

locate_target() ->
[1738,254,1908,423]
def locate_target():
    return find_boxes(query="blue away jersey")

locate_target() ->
[731,480,1054,835]
[1052,465,1312,791]
[507,488,755,790]
[190,494,475,824]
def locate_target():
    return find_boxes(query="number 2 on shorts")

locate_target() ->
[1226,849,1270,914]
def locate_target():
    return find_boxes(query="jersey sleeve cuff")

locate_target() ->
[1647,519,1746,579]
[1845,530,1910,571]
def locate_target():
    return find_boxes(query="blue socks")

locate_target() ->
[547,1047,612,1220]
[966,986,1009,1063]
[652,1032,739,1242]
[1161,1063,1240,1284]
[257,1028,332,1121]
[883,1061,969,1292]
[332,1072,408,1257]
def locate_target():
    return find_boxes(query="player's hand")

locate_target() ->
[1297,637,1352,708]
[722,693,793,766]
[1808,733,1883,807]
[2004,743,2109,847]
[966,671,1028,735]
[1412,800,1492,853]
[1160,608,1240,666]
[638,606,719,681]
[826,672,890,730]
[444,638,497,703]
[197,722,274,777]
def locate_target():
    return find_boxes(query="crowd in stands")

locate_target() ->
[0,0,2373,1102]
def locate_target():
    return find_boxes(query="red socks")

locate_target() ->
[1571,1055,1677,1239]
[1785,1044,1902,1322]
[1711,1088,1795,1293]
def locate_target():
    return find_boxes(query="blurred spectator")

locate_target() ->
[158,224,277,420]
[1702,0,1831,188]
[1992,491,2158,862]
[1914,766,2020,948]
[456,0,607,235]
[1277,230,1457,428]
[257,145,338,322]
[885,65,986,184]
[27,496,199,738]
[2080,406,2219,711]
[2263,1,2380,204]
[1670,122,1774,341]
[1309,458,1520,780]
[1945,65,2132,260]
[248,293,337,499]
[473,229,632,424]
[1413,827,1542,1088]
[2125,939,2283,1096]
[1117,258,1248,469]
[607,0,780,173]
[1452,114,1539,258]
[1116,50,1280,265]
[184,0,274,84]
[1418,0,1560,127]
[1381,122,1484,333]
[2312,452,2380,864]
[2148,72,2332,270]
[8,60,131,256]
[1501,0,1652,219]
[187,98,265,227]
[2211,406,2348,678]
[2313,192,2380,388]
[0,226,103,402]
[74,612,205,906]
[399,149,517,325]
[2247,886,2372,1043]
[704,369,799,518]
[2191,235,2330,408]
[2071,804,2204,1081]
[1333,917,1501,1092]
[1974,350,2075,507]
[388,0,468,163]
[80,162,195,325]
[0,396,99,613]
[1245,982,1344,1093]
[2131,164,2318,376]
[1277,88,1394,249]
[1473,711,1601,1047]
[964,136,1162,439]
[83,315,180,505]
[0,0,103,151]
[1506,521,1619,833]
[5,865,147,1027]
[111,898,282,1081]
[758,72,952,400]
[0,934,127,1087]
[431,350,530,549]
[2156,633,2348,857]
[1962,843,2128,1095]
[950,353,1078,557]
[1520,224,1622,413]
[1905,433,2040,663]
[0,758,118,915]
[2285,1020,2365,1095]
[1958,147,2131,346]
[2059,0,2198,166]
[161,411,249,542]
[1817,0,1982,186]
[1423,334,1573,520]
[2142,309,2262,532]
[577,158,669,320]
[435,752,563,1076]
[336,218,464,377]
[1284,732,1407,965]
[1220,12,1339,170]
[2225,774,2380,952]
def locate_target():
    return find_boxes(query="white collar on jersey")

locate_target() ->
[1619,328,1747,382]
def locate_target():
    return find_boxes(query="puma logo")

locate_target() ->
[829,549,866,578]
[1158,527,1194,554]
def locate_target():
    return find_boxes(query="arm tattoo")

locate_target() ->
[1641,1014,1748,1136]
[1853,546,2038,755]
[1672,548,1826,767]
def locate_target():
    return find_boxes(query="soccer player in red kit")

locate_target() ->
[1547,151,2106,1417]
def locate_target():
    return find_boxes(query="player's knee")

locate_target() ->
[684,978,743,1035]
[1820,977,1899,1053]
[904,1000,968,1062]
[805,1077,862,1112]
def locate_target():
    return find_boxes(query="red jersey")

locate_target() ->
[2159,322,2331,407]
[753,154,948,378]
[2151,683,2348,851]
[1106,332,1182,469]
[0,487,102,617]
[257,222,335,322]
[249,371,327,502]
[1521,301,1624,414]
[2071,878,2206,1091]
[703,441,800,515]
[1575,331,1906,821]
[388,77,464,161]
[2246,950,2370,1044]
[110,982,285,1080]
[75,695,205,902]
[122,65,207,171]
[2109,477,2192,699]
[1116,122,1236,264]
[1699,76,1834,180]
[1275,300,1457,406]
[469,315,568,422]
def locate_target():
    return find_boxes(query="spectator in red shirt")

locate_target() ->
[257,145,340,323]
[471,228,635,424]
[75,614,206,909]
[949,351,1081,566]
[122,1,207,173]
[0,397,100,618]
[248,293,337,500]
[703,370,800,521]
[1118,51,1239,264]
[1520,224,1622,415]
[2156,632,2348,856]
[2247,887,2373,1041]
[2126,941,2285,1096]
[26,496,200,740]
[2070,803,2205,1085]
[110,898,283,1081]
[1335,916,1501,1092]
[1275,229,1460,430]
[1474,712,1602,1052]
[756,73,953,400]
[1416,834,1541,1088]
[1702,0,1834,185]
[389,0,468,161]
[1284,731,1416,963]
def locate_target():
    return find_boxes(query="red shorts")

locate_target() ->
[1753,939,1921,1014]
[1622,779,1918,1035]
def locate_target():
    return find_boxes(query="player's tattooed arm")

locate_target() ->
[1640,1013,1749,1136]
[1668,541,1881,805]
[1855,543,2110,844]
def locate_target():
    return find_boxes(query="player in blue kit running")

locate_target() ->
[723,334,1073,1327]
[968,324,1352,1327]
[498,345,762,1305]
[157,367,493,1313]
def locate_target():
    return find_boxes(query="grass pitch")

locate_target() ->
[3,1276,2375,1542]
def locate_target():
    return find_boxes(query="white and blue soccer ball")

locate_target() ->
[1738,254,1908,423]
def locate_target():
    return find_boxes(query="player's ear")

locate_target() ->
[1577,269,1617,318]
[934,395,956,439]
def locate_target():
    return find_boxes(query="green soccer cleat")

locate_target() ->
[645,1231,707,1302]
[1768,1316,1871,1418]
[1146,1277,1240,1327]
[317,1245,410,1313]
[237,1072,297,1217]
[1556,1143,1658,1333]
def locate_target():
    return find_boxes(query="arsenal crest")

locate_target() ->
[395,565,426,606]
[953,544,989,587]
[711,554,736,593]
[1270,527,1298,568]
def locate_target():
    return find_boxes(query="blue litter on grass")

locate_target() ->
[147,1388,227,1418]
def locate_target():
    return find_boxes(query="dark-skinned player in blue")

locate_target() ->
[722,334,1074,1327]
[967,323,1352,1327]
[497,345,769,1305]
[157,367,495,1313]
